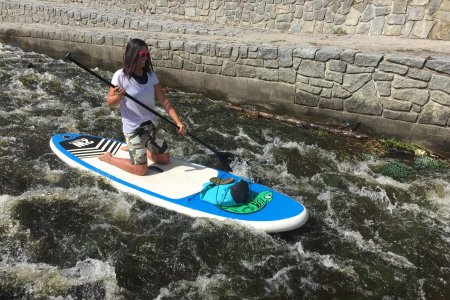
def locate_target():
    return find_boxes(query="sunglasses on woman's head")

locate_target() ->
[137,50,150,59]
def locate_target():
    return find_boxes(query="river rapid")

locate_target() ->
[1,43,449,299]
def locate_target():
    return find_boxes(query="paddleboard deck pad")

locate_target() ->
[50,133,308,232]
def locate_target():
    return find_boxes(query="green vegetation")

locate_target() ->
[332,27,347,36]
[380,137,425,154]
[363,137,449,181]
[382,162,414,181]
[414,156,448,170]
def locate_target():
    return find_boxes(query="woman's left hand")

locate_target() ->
[176,122,187,136]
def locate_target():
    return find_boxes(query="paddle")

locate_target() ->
[64,52,235,172]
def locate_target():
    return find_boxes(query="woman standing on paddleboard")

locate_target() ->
[99,38,186,175]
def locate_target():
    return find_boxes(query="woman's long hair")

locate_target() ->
[122,38,154,78]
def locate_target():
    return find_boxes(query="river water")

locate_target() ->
[1,43,449,299]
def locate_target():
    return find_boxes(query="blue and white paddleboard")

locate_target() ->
[50,133,308,232]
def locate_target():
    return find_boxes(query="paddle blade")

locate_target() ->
[217,152,235,172]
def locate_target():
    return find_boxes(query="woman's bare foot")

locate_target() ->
[98,152,112,163]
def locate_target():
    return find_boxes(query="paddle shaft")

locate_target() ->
[64,53,224,156]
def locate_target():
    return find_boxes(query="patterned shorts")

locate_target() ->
[124,120,168,165]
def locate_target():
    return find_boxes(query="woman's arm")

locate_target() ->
[155,83,186,135]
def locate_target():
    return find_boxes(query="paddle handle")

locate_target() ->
[63,53,221,155]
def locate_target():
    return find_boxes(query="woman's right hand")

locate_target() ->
[107,86,126,107]
[113,86,126,98]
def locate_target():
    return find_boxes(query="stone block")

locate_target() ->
[376,81,391,96]
[189,54,202,64]
[418,102,450,126]
[112,35,125,47]
[183,60,196,71]
[279,47,294,67]
[342,73,372,92]
[341,50,358,63]
[325,71,344,84]
[293,47,317,59]
[279,68,297,83]
[392,0,408,14]
[332,84,352,98]
[236,64,256,78]
[238,46,248,59]
[383,24,403,36]
[386,53,427,68]
[429,20,450,40]
[172,55,183,69]
[411,20,435,38]
[170,40,184,51]
[429,74,450,94]
[430,90,450,106]
[370,16,385,35]
[202,56,223,66]
[392,88,429,105]
[373,70,394,81]
[264,59,279,69]
[409,0,429,6]
[386,14,406,25]
[315,47,341,62]
[197,43,210,55]
[357,22,371,35]
[361,4,374,22]
[392,76,428,89]
[204,65,222,74]
[373,0,392,6]
[383,110,419,123]
[320,88,332,99]
[216,45,232,58]
[424,0,440,15]
[347,65,375,74]
[328,60,347,72]
[345,7,361,26]
[184,41,197,54]
[309,78,334,88]
[379,62,408,75]
[407,69,431,82]
[296,82,322,95]
[383,98,412,111]
[295,90,319,107]
[426,56,450,75]
[344,81,382,115]
[407,6,425,21]
[242,58,264,67]
[258,46,278,60]
[375,6,390,16]
[298,60,326,78]
[297,74,310,84]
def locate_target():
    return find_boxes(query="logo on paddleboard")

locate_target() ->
[219,191,272,214]
[69,138,95,148]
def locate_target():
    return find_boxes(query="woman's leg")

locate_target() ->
[147,151,170,165]
[98,152,147,175]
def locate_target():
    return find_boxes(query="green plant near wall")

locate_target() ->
[380,137,426,154]
[414,156,448,170]
[332,27,347,36]
[382,162,415,181]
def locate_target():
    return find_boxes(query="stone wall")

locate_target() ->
[40,0,450,40]
[1,0,450,154]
